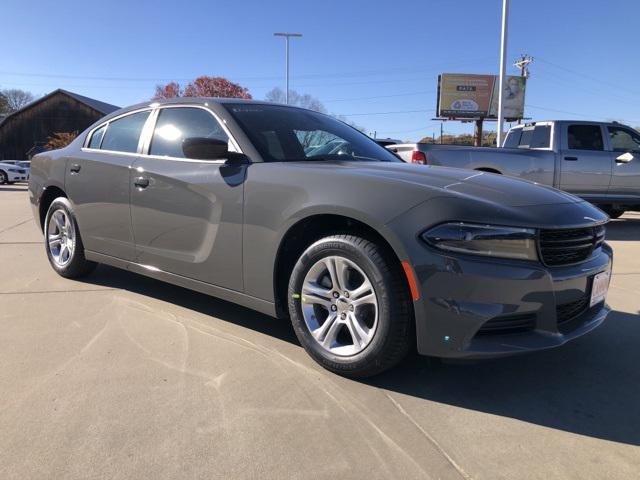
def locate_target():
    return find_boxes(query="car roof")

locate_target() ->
[97,97,319,125]
[510,120,632,129]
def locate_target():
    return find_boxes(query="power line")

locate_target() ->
[324,90,435,103]
[339,109,434,117]
[526,104,640,124]
[536,57,640,97]
[0,56,494,85]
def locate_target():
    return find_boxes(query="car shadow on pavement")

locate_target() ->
[369,309,640,446]
[0,186,28,192]
[85,264,299,346]
[84,265,639,446]
[606,216,640,241]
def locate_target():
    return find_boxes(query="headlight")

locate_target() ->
[422,223,538,261]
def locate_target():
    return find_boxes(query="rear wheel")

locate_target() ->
[288,234,413,378]
[0,170,7,184]
[44,197,97,278]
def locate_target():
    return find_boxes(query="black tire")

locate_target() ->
[288,235,414,378]
[44,197,97,278]
[601,206,625,219]
[0,170,7,184]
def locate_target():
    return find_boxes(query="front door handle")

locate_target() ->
[70,163,81,173]
[134,176,149,189]
[564,156,578,161]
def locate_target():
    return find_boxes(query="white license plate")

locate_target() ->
[590,268,611,307]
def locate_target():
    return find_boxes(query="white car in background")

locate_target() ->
[0,161,29,184]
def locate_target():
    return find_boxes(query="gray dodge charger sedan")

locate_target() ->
[28,98,613,377]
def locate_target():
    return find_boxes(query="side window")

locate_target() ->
[567,125,604,151]
[530,125,551,148]
[100,111,150,153]
[88,124,106,149]
[503,129,522,148]
[150,107,229,159]
[518,127,534,148]
[607,126,640,153]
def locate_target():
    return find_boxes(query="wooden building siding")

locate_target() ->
[0,91,114,160]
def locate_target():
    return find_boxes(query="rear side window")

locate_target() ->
[88,124,106,149]
[101,111,151,153]
[530,125,551,148]
[503,129,522,148]
[567,125,604,151]
[150,107,229,159]
[505,125,550,149]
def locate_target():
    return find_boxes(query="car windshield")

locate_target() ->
[224,103,401,163]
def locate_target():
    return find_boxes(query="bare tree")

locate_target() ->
[1,89,35,112]
[265,87,327,113]
[0,92,9,116]
[264,87,366,149]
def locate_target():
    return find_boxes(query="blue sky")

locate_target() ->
[2,0,639,140]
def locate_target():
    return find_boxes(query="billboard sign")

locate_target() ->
[437,73,526,119]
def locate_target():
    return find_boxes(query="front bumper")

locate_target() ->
[411,243,612,359]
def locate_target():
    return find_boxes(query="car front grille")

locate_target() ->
[539,225,605,266]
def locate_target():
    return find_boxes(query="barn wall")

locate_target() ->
[0,93,106,160]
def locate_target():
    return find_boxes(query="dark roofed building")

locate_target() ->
[0,89,119,160]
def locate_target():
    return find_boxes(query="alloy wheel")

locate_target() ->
[301,255,378,356]
[47,209,76,267]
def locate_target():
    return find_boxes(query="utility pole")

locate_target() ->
[274,32,302,105]
[514,54,534,78]
[496,0,509,147]
[440,122,443,144]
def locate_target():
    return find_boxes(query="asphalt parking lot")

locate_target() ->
[0,183,638,479]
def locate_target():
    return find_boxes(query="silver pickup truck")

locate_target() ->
[388,120,640,217]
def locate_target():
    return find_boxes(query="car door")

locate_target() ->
[130,105,246,291]
[559,123,612,196]
[65,109,151,261]
[605,125,640,198]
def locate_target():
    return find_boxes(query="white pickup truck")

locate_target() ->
[388,120,640,217]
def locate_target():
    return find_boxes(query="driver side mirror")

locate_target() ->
[182,137,247,164]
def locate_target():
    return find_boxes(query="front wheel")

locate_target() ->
[288,235,414,378]
[44,197,97,278]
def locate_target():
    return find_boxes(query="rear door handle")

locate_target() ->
[70,163,81,173]
[134,176,149,189]
[564,156,578,161]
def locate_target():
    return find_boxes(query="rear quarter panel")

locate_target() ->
[28,150,68,230]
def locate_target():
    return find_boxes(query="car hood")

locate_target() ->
[324,161,581,207]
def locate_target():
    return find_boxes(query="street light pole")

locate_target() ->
[274,32,302,105]
[496,0,509,147]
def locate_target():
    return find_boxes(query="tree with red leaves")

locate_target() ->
[153,81,183,100]
[153,76,251,100]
